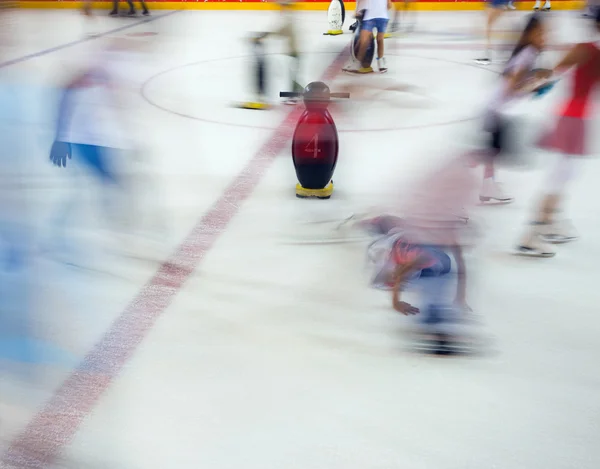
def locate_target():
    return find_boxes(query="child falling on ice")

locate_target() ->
[356,149,486,354]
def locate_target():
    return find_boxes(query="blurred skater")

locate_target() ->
[110,0,149,17]
[348,0,392,73]
[81,0,102,38]
[47,37,156,259]
[355,149,497,354]
[476,0,514,64]
[480,14,547,204]
[516,10,600,257]
[583,0,599,17]
[388,0,416,34]
[82,0,92,16]
[264,0,302,103]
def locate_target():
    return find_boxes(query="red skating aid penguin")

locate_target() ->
[280,82,349,199]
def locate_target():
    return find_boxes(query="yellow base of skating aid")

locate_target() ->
[295,181,334,199]
[324,29,344,35]
[342,66,374,74]
[234,102,271,110]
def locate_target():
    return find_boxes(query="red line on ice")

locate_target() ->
[1,46,350,469]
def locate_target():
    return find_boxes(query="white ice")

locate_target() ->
[0,8,599,469]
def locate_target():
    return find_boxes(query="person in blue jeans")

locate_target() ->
[354,0,393,72]
[361,215,471,354]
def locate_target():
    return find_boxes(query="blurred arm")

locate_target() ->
[391,257,423,315]
[55,80,79,141]
[356,0,367,15]
[553,43,588,75]
[450,245,467,305]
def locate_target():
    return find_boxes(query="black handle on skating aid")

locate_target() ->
[279,92,350,98]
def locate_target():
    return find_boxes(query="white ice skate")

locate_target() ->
[539,219,579,244]
[479,179,514,204]
[342,59,360,73]
[377,57,388,73]
[534,0,551,10]
[475,55,492,66]
[515,228,556,258]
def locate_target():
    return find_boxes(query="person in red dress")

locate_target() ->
[517,10,600,257]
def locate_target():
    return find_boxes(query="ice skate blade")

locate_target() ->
[410,339,480,357]
[540,235,578,245]
[515,246,556,258]
[479,196,514,205]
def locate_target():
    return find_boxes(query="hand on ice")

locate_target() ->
[394,300,419,315]
[50,141,72,168]
[455,301,473,314]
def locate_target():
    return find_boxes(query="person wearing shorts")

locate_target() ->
[361,215,470,353]
[475,0,512,65]
[355,0,392,72]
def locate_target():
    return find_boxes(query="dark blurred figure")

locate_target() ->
[110,0,149,17]
[583,0,599,17]
[264,0,302,104]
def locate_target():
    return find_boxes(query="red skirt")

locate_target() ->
[538,115,588,157]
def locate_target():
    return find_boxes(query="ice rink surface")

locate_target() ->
[0,7,599,469]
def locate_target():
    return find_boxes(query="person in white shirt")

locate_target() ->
[353,0,393,73]
[48,38,144,243]
[480,14,546,204]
